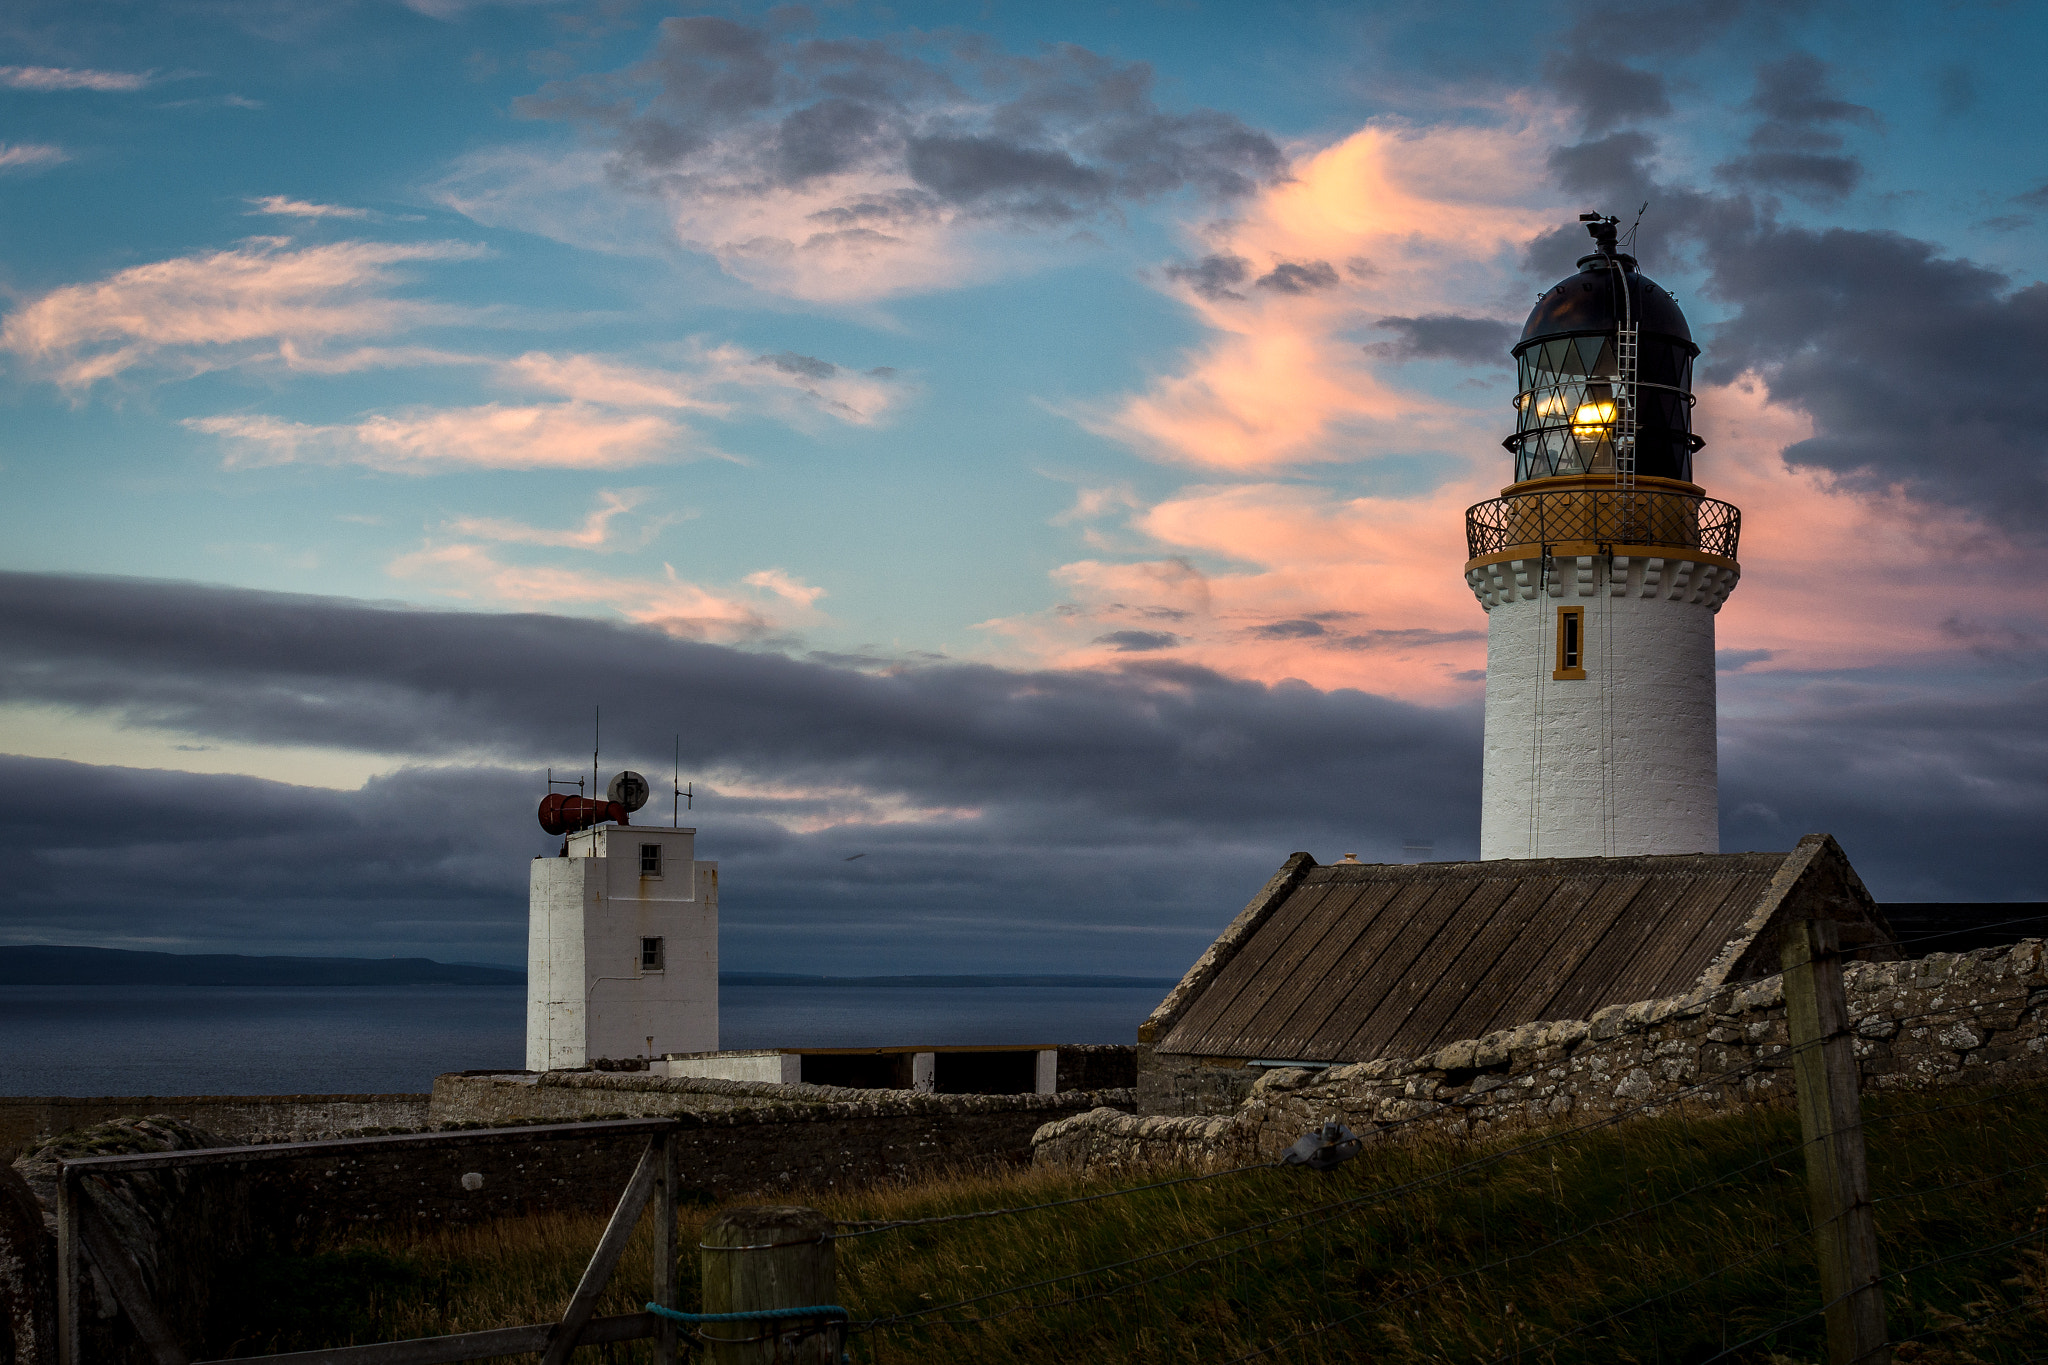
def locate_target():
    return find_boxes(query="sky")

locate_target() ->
[1,0,2044,974]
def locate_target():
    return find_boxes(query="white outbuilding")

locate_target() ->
[527,821,718,1070]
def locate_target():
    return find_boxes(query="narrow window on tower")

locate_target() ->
[1554,606,1588,680]
[641,937,665,971]
[640,843,661,877]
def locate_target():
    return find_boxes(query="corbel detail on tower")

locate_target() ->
[1464,553,1740,613]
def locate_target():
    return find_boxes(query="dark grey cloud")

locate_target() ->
[518,19,1284,230]
[2013,182,2048,210]
[1534,113,2045,532]
[756,350,836,380]
[0,574,1480,972]
[1715,53,1877,203]
[1163,253,1250,301]
[1253,260,1339,294]
[1367,314,1516,365]
[1251,619,1325,640]
[1092,630,1182,652]
[1720,672,2048,900]
[1542,52,1671,135]
[2,575,2041,969]
[1704,221,2048,527]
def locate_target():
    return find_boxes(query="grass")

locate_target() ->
[204,1083,2048,1363]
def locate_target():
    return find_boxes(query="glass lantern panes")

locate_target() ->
[1510,334,1695,483]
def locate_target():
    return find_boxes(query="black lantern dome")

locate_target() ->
[1505,217,1703,485]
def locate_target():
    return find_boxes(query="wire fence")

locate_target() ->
[818,940,2048,1365]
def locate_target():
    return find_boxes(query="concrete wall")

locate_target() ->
[1038,940,2048,1171]
[662,1050,802,1084]
[1470,551,1735,860]
[527,826,718,1070]
[0,1094,428,1157]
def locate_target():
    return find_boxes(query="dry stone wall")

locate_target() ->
[1036,941,2048,1172]
[0,1094,430,1158]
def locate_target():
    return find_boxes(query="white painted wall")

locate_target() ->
[525,825,718,1071]
[662,1050,800,1084]
[1466,552,1737,859]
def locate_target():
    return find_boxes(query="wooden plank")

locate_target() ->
[1354,877,1519,1060]
[1286,877,1484,1062]
[1217,880,1411,1061]
[189,1312,656,1365]
[76,1197,189,1364]
[540,1137,662,1365]
[57,1171,80,1365]
[1158,881,1354,1055]
[653,1130,679,1365]
[59,1118,680,1176]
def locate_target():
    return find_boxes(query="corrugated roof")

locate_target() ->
[1149,836,1892,1064]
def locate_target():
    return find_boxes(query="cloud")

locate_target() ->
[1367,314,1516,364]
[443,18,1283,302]
[0,573,2039,970]
[0,143,69,172]
[1705,224,2048,531]
[0,238,485,388]
[0,65,149,92]
[443,488,670,551]
[383,545,802,642]
[1093,112,1564,471]
[1715,53,1878,203]
[246,196,375,220]
[1093,629,1181,652]
[188,405,682,472]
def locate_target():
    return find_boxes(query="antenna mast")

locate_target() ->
[591,705,600,825]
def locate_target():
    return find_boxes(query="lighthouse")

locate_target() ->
[1464,214,1742,859]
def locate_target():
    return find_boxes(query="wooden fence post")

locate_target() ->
[54,1169,79,1365]
[652,1129,679,1365]
[1782,916,1888,1365]
[698,1206,837,1365]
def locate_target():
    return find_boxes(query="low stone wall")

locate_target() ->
[1135,1049,1264,1118]
[0,1094,429,1158]
[1036,941,2048,1172]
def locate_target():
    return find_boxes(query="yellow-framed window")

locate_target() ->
[1554,605,1587,680]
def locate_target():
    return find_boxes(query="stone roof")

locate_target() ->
[1142,834,1896,1065]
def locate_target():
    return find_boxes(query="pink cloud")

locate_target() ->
[386,542,824,643]
[442,489,671,551]
[0,143,70,173]
[1088,114,1568,471]
[187,404,681,472]
[1,239,484,387]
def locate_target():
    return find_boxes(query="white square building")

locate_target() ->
[526,825,718,1071]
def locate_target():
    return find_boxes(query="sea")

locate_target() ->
[0,981,1172,1097]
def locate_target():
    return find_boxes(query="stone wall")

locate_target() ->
[0,1094,430,1158]
[1037,941,2048,1172]
[1135,1048,1266,1118]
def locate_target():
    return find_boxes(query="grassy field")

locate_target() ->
[207,1084,2048,1363]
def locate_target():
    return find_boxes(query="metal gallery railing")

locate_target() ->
[1465,487,1740,561]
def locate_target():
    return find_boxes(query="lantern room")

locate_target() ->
[1506,223,1702,485]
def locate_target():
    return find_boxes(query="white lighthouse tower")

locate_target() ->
[1465,215,1742,859]
[526,774,720,1070]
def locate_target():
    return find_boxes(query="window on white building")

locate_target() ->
[640,843,661,876]
[641,937,665,971]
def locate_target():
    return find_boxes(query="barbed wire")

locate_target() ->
[850,989,2048,1355]
[1699,1225,2048,1365]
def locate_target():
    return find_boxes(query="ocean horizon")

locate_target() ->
[0,978,1170,1097]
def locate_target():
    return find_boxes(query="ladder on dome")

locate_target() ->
[1612,317,1640,539]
